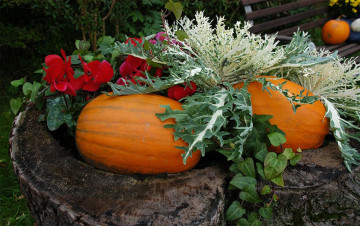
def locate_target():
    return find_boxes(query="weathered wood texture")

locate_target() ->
[241,0,360,60]
[8,108,360,225]
[267,141,360,225]
[9,109,231,226]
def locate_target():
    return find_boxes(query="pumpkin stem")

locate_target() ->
[336,15,345,20]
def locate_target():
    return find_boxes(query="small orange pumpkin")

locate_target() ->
[321,18,350,44]
[234,76,329,153]
[75,93,201,174]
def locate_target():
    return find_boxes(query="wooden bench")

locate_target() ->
[241,0,360,60]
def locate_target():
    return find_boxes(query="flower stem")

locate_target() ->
[62,93,69,109]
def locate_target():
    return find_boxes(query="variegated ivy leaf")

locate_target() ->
[156,84,253,164]
[322,97,360,171]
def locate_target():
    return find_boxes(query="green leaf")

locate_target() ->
[273,194,279,202]
[229,163,241,174]
[11,78,24,87]
[230,174,256,190]
[226,201,246,221]
[175,30,189,41]
[237,218,249,226]
[259,206,273,219]
[10,97,22,115]
[254,143,268,162]
[47,107,65,131]
[46,97,67,131]
[146,58,163,68]
[143,40,154,51]
[256,162,265,179]
[260,185,271,195]
[30,81,41,103]
[165,0,183,20]
[22,82,32,96]
[238,157,256,178]
[248,212,261,226]
[219,149,233,159]
[34,68,44,74]
[321,97,360,171]
[75,40,90,51]
[271,174,285,187]
[253,114,273,123]
[282,148,295,159]
[267,132,286,146]
[239,185,262,203]
[264,152,287,180]
[290,154,302,166]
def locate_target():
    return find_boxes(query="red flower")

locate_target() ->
[125,37,142,46]
[117,37,164,86]
[78,56,114,92]
[168,81,197,101]
[43,49,78,96]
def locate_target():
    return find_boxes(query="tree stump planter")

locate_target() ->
[9,108,360,225]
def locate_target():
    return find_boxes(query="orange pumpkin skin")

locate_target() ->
[321,19,350,44]
[75,93,201,174]
[234,76,329,153]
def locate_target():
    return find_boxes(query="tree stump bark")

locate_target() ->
[266,140,360,225]
[9,108,360,225]
[9,109,231,226]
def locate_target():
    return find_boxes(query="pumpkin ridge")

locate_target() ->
[76,128,180,146]
[75,93,200,174]
[76,136,184,159]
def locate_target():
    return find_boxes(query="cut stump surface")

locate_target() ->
[9,108,360,225]
[9,109,231,225]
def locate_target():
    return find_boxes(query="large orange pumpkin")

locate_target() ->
[234,76,329,153]
[75,93,201,174]
[321,18,350,44]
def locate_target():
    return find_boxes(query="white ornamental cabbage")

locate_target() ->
[351,18,360,32]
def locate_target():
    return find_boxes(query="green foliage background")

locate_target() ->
[0,0,244,224]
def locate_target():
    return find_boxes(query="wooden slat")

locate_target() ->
[316,42,346,52]
[241,0,267,5]
[249,6,329,34]
[337,43,358,52]
[277,17,330,36]
[338,44,360,57]
[246,0,327,20]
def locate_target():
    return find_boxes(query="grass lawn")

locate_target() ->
[0,75,34,225]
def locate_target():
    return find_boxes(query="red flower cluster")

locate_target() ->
[116,35,197,100]
[43,49,114,96]
[116,38,163,86]
[168,81,197,101]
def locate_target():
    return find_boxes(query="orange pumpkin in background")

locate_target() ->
[75,93,201,174]
[234,76,330,153]
[321,18,350,44]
